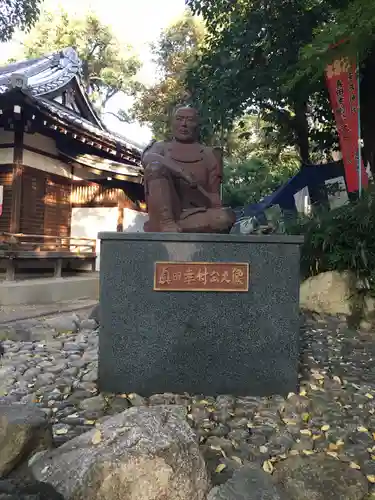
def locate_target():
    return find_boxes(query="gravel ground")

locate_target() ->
[1,311,375,492]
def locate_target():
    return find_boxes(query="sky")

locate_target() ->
[1,0,187,146]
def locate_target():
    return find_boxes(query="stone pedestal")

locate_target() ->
[98,232,303,397]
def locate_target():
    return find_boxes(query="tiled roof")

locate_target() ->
[0,47,143,159]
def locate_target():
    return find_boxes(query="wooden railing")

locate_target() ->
[0,232,96,253]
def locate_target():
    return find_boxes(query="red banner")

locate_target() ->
[326,57,368,192]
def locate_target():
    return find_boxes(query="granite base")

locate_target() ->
[98,233,303,397]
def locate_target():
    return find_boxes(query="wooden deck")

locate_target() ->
[0,232,97,280]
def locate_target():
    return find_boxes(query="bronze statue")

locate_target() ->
[142,106,236,233]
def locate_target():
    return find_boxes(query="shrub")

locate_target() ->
[287,188,375,294]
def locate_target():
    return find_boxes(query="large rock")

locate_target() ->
[31,405,209,500]
[0,401,52,477]
[300,271,375,317]
[207,465,288,499]
[274,453,368,499]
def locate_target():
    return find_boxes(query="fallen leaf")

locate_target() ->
[366,393,374,399]
[300,429,312,436]
[333,376,342,384]
[215,463,226,473]
[287,392,295,399]
[210,445,226,457]
[302,413,310,422]
[299,389,307,396]
[302,450,314,456]
[321,424,330,432]
[349,462,361,470]
[283,418,297,425]
[84,420,96,425]
[91,429,102,445]
[312,434,322,440]
[367,475,375,483]
[326,451,338,459]
[231,456,243,465]
[259,445,268,453]
[262,460,274,474]
[289,450,299,456]
[357,426,368,433]
[54,428,68,435]
[328,443,339,451]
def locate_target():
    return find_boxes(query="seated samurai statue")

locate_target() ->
[142,106,236,233]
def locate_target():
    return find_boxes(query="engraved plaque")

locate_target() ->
[154,262,249,292]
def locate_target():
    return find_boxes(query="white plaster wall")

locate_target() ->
[23,150,72,178]
[23,133,72,178]
[24,133,58,155]
[71,207,117,271]
[0,149,13,163]
[123,208,148,233]
[71,207,148,270]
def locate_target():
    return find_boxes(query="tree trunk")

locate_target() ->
[293,101,310,163]
[293,100,329,209]
[360,48,375,178]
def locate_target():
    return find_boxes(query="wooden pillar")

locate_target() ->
[117,205,124,232]
[10,106,24,233]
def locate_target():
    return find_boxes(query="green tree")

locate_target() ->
[131,10,205,140]
[294,0,375,175]
[222,115,300,207]
[185,0,338,162]
[0,0,41,42]
[20,10,141,114]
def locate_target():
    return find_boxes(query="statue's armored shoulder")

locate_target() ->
[142,141,166,166]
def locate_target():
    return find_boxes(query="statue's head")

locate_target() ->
[171,106,199,143]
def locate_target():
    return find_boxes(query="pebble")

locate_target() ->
[2,311,375,493]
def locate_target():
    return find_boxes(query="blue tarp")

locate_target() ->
[240,160,345,218]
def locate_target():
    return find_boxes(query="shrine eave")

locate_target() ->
[0,88,143,169]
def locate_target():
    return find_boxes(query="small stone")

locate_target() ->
[81,368,97,382]
[106,396,131,415]
[45,315,79,334]
[44,362,67,374]
[35,373,56,388]
[78,395,106,412]
[80,319,98,330]
[127,393,147,406]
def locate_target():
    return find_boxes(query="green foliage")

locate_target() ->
[20,10,141,112]
[185,0,337,160]
[0,0,41,42]
[222,156,299,208]
[131,10,205,140]
[296,0,375,82]
[287,190,375,290]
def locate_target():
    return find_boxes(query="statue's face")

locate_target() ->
[172,108,199,142]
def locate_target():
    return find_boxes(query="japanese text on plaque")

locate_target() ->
[154,262,249,292]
